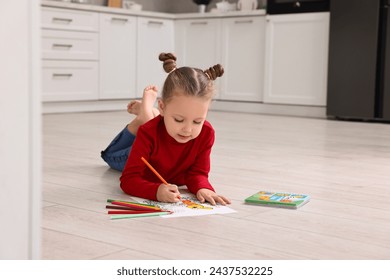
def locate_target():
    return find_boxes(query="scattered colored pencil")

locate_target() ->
[106,205,136,210]
[108,210,171,215]
[107,199,161,210]
[111,201,164,211]
[106,198,173,219]
[110,212,171,220]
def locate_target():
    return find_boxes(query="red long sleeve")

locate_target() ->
[120,115,215,200]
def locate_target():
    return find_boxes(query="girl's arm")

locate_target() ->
[120,125,161,200]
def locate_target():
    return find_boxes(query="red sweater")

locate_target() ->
[120,115,215,200]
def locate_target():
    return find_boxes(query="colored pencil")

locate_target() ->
[141,157,181,200]
[107,199,161,210]
[106,205,137,210]
[114,201,161,210]
[110,212,171,220]
[110,201,165,212]
[141,157,169,185]
[108,210,170,215]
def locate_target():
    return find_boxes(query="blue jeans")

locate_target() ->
[101,126,136,172]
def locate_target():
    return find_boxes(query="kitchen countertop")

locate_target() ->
[41,0,266,19]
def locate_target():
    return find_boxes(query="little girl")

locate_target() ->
[101,53,231,206]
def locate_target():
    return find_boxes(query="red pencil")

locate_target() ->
[108,210,170,215]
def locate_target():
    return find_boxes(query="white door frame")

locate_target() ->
[0,0,41,259]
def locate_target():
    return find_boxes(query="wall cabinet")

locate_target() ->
[99,13,137,100]
[175,16,265,102]
[136,17,174,97]
[263,12,330,106]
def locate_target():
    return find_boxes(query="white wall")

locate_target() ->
[0,1,41,259]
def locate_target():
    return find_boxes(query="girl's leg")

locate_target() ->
[101,85,158,171]
[101,126,135,172]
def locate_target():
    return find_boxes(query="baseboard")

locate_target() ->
[43,99,326,118]
[210,100,326,118]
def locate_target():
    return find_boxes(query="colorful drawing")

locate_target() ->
[181,199,213,210]
[131,191,235,218]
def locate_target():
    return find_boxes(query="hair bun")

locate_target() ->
[159,53,177,73]
[204,64,224,80]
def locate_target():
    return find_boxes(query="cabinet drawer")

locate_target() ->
[42,7,98,32]
[42,60,98,101]
[42,29,98,60]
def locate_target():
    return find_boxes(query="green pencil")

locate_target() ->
[110,212,171,220]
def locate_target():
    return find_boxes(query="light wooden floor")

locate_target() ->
[42,110,390,259]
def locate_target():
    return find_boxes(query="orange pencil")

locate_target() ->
[141,157,168,184]
[141,156,181,199]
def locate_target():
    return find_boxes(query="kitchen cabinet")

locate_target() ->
[136,17,174,97]
[175,16,265,101]
[220,16,265,101]
[99,13,137,100]
[41,7,99,101]
[263,12,330,106]
[175,18,221,70]
[175,18,221,96]
[42,60,98,101]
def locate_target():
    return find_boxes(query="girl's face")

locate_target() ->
[158,93,211,144]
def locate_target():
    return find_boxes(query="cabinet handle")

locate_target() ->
[52,44,73,49]
[52,73,73,78]
[190,21,208,25]
[234,20,254,24]
[52,17,73,24]
[147,20,164,25]
[111,17,129,23]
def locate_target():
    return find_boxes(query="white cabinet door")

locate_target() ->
[99,13,137,100]
[220,16,265,102]
[175,18,221,69]
[175,18,221,97]
[263,12,330,106]
[137,17,174,97]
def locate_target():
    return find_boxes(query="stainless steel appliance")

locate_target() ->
[327,0,390,121]
[266,0,330,14]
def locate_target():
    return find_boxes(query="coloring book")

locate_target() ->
[244,191,310,209]
[131,190,236,218]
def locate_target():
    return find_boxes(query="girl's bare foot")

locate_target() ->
[127,87,160,117]
[137,85,158,124]
[127,85,158,135]
[127,100,141,115]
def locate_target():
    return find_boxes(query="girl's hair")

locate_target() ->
[158,53,224,103]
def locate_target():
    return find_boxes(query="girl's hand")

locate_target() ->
[156,184,181,203]
[196,188,231,206]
